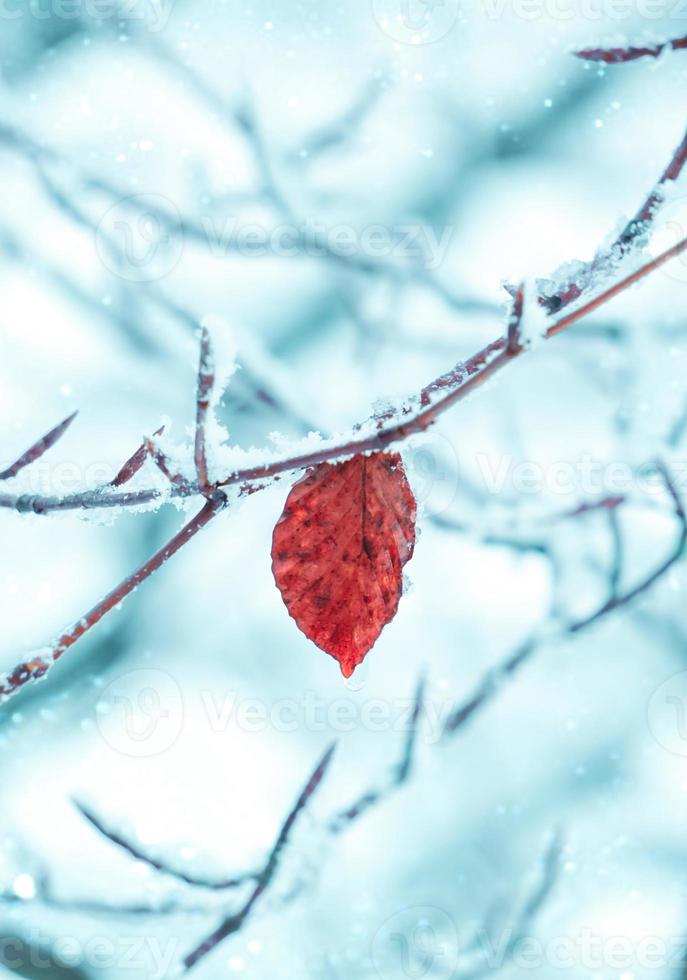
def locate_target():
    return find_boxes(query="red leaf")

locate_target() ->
[271,452,417,677]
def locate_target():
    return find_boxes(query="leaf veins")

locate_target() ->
[271,452,417,677]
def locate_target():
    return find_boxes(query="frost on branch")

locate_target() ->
[271,452,417,677]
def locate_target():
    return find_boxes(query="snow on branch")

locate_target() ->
[533,124,687,314]
[0,334,229,702]
[0,230,686,701]
[2,31,684,980]
[5,671,562,973]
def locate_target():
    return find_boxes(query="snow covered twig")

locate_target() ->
[0,232,686,703]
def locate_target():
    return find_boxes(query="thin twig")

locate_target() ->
[0,493,227,702]
[554,494,625,521]
[507,285,525,355]
[617,127,687,248]
[0,235,682,704]
[145,437,190,490]
[606,506,624,600]
[459,830,563,979]
[0,411,77,481]
[329,673,425,833]
[183,742,337,971]
[110,425,165,487]
[0,882,213,918]
[75,801,256,890]
[668,399,687,448]
[541,124,687,312]
[0,234,684,523]
[442,463,687,736]
[395,672,426,784]
[0,486,166,514]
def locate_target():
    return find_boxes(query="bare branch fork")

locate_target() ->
[4,742,337,925]
[1,227,687,703]
[53,677,448,969]
[443,462,687,736]
[72,676,427,902]
[0,336,229,702]
[6,707,557,975]
[183,741,337,971]
[54,672,559,971]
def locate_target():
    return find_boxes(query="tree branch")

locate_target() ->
[442,462,686,737]
[0,411,77,481]
[1,235,684,524]
[145,436,190,491]
[0,493,227,702]
[214,234,687,487]
[540,124,687,312]
[74,800,256,891]
[71,674,424,929]
[183,742,337,971]
[617,127,687,248]
[459,830,563,978]
[110,425,165,487]
[328,673,425,832]
[0,234,683,703]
